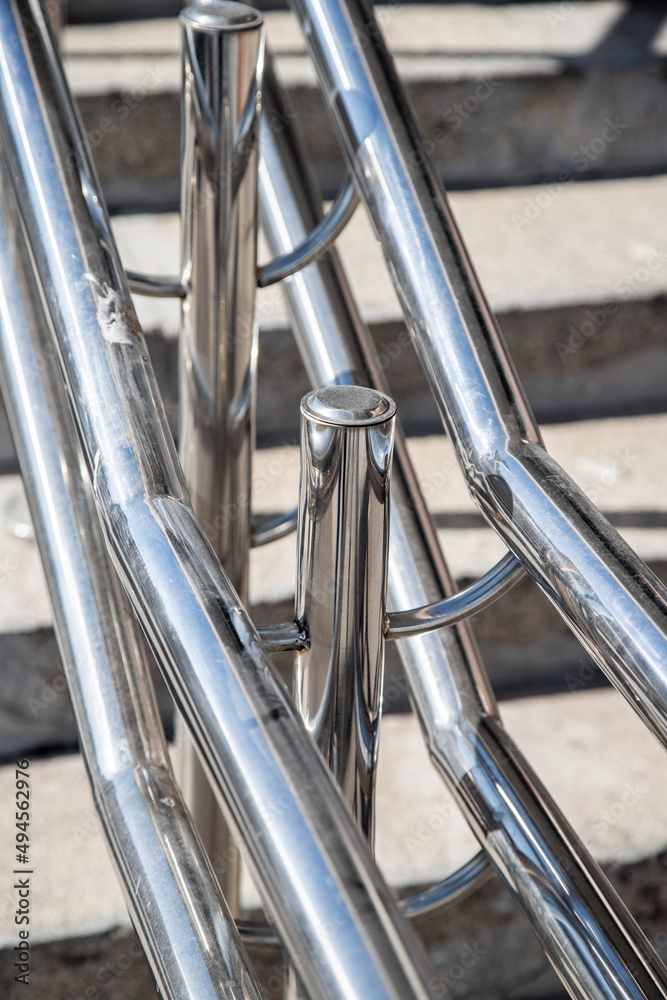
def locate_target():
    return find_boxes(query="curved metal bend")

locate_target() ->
[386,552,524,639]
[399,850,492,920]
[251,507,298,546]
[127,270,186,299]
[126,179,359,299]
[257,177,358,287]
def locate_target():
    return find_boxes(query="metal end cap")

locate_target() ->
[181,2,263,31]
[301,385,396,427]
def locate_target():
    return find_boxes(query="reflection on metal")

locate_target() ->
[296,385,395,843]
[174,1,264,914]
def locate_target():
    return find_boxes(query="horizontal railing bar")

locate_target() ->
[127,269,186,298]
[386,552,524,639]
[257,621,309,652]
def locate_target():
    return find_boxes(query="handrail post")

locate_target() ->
[288,384,395,999]
[295,386,396,843]
[175,0,264,915]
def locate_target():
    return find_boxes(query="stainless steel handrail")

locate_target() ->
[258,51,667,1000]
[287,0,667,755]
[2,2,667,999]
[0,152,264,1000]
[0,4,436,999]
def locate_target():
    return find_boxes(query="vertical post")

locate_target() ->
[295,386,395,844]
[176,0,264,914]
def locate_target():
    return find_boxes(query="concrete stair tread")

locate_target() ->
[111,173,667,337]
[108,174,667,429]
[61,4,667,68]
[57,4,667,204]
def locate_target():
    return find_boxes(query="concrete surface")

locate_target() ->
[104,173,667,441]
[59,4,667,205]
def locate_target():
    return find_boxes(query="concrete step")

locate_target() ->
[2,686,667,998]
[2,172,664,468]
[104,173,667,449]
[61,3,667,207]
[2,409,667,756]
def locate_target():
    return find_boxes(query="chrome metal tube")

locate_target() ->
[176,0,263,913]
[0,5,436,999]
[296,385,395,844]
[258,59,667,1000]
[0,156,262,1000]
[287,0,667,752]
[179,1,262,596]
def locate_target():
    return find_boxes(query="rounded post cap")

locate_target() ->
[301,385,396,427]
[181,1,263,32]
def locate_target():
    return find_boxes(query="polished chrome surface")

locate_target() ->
[287,0,667,755]
[175,0,264,916]
[251,506,298,546]
[0,4,438,998]
[257,177,358,287]
[127,270,187,298]
[296,385,395,843]
[259,54,667,999]
[386,551,524,639]
[0,154,262,1000]
[179,0,261,599]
